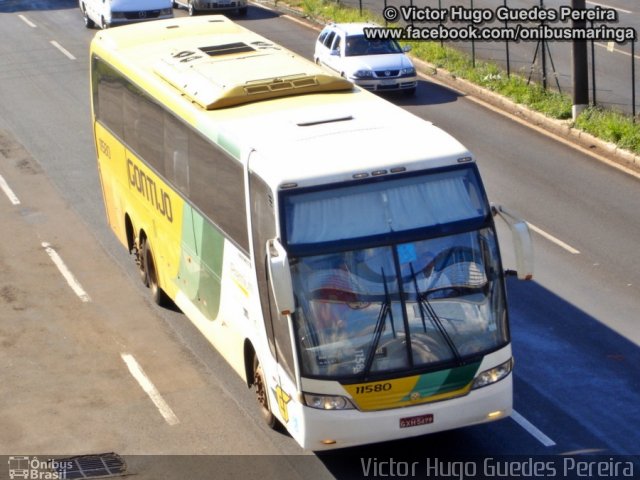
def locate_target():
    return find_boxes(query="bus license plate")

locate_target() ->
[399,413,434,428]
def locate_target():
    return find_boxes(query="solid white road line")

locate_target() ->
[512,410,557,447]
[18,14,37,28]
[0,174,21,205]
[121,353,180,426]
[595,41,640,61]
[586,1,632,14]
[50,40,76,61]
[527,222,581,255]
[41,242,91,302]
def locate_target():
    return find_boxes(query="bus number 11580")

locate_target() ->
[355,382,392,394]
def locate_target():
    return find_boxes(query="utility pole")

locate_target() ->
[571,0,589,120]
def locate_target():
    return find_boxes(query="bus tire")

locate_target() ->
[143,239,169,307]
[137,237,149,287]
[253,356,277,429]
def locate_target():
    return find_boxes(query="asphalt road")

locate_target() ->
[0,1,639,478]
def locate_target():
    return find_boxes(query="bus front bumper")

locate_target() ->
[292,373,512,451]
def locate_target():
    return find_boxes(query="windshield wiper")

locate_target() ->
[410,264,463,366]
[362,267,393,379]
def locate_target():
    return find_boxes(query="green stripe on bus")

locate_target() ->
[400,361,481,402]
[178,204,224,320]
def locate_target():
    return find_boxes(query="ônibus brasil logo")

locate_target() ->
[7,456,73,479]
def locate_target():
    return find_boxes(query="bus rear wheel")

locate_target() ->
[143,239,169,306]
[136,237,149,287]
[253,356,277,429]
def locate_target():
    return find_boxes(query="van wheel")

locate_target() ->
[253,356,277,429]
[143,240,169,307]
[81,4,95,28]
[83,12,95,28]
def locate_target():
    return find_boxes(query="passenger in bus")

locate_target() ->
[313,299,346,334]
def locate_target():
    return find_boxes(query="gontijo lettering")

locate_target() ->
[127,158,173,222]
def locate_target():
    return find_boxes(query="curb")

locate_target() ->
[256,0,640,175]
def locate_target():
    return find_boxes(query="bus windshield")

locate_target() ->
[283,166,508,379]
[290,228,508,379]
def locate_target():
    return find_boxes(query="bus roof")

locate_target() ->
[90,16,473,189]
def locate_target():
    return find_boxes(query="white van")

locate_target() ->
[80,0,173,29]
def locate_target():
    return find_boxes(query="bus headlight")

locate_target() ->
[303,392,355,410]
[471,358,513,390]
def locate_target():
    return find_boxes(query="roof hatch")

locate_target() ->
[154,37,353,109]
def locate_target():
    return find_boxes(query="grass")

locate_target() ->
[406,40,573,119]
[575,107,640,153]
[274,0,640,156]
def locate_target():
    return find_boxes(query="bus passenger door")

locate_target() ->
[248,157,297,427]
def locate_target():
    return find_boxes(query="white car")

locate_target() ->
[314,23,418,96]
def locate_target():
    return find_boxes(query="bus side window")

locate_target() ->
[123,87,139,152]
[164,112,190,195]
[172,152,189,194]
[93,58,124,138]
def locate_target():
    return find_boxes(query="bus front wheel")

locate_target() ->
[253,356,277,429]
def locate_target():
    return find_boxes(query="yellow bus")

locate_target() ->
[89,15,533,450]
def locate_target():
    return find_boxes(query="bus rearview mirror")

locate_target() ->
[267,239,296,316]
[492,204,534,280]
